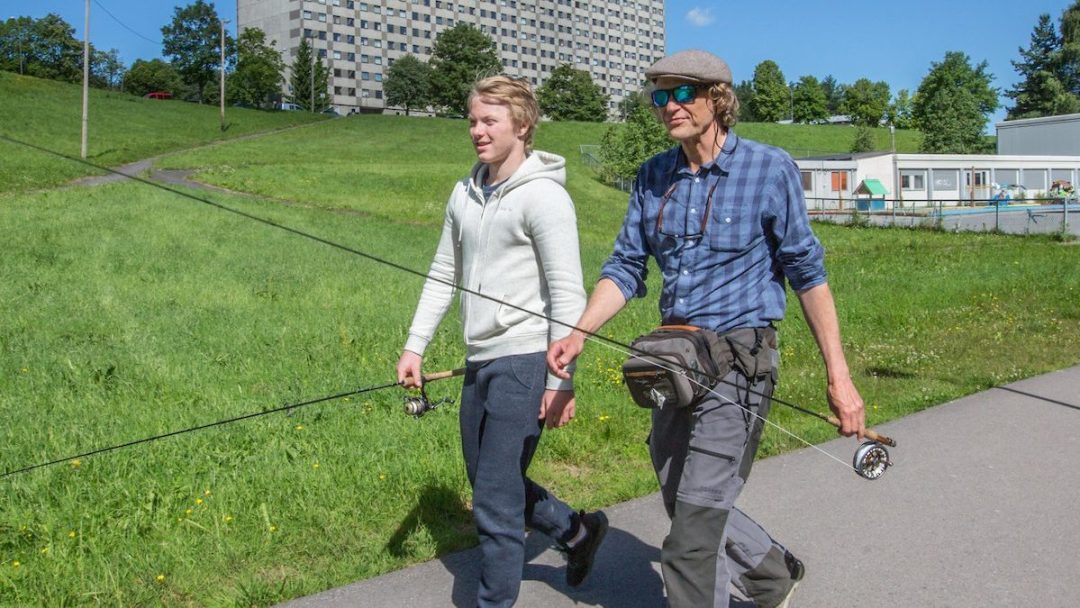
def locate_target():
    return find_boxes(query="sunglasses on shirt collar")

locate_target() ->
[651,84,699,107]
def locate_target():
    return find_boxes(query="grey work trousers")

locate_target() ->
[651,368,796,608]
[460,353,578,608]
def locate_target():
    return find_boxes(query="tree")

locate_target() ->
[913,51,998,153]
[428,23,501,116]
[162,0,232,103]
[886,89,916,129]
[383,54,432,115]
[1006,14,1069,118]
[1059,0,1080,95]
[792,75,828,124]
[820,75,846,115]
[0,14,82,82]
[616,90,647,121]
[734,79,757,122]
[287,38,329,111]
[749,60,788,123]
[850,126,876,153]
[536,63,608,121]
[230,27,284,109]
[91,48,125,90]
[599,103,670,181]
[841,78,891,126]
[124,58,182,97]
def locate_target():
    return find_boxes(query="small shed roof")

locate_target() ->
[854,178,889,196]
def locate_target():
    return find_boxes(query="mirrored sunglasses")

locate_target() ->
[651,84,698,107]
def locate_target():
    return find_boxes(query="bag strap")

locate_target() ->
[657,324,701,332]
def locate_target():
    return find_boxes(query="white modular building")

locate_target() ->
[996,113,1080,156]
[795,152,1080,210]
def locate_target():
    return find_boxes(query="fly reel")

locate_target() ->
[852,441,892,480]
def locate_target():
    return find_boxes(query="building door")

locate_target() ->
[964,169,990,204]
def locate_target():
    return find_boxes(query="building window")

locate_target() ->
[1022,169,1047,190]
[830,171,848,192]
[932,169,958,190]
[900,171,925,191]
[800,171,813,191]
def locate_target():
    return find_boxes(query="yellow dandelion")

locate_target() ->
[156,574,166,583]
[312,462,320,469]
[269,525,278,532]
[12,561,20,568]
[378,473,386,481]
[68,531,76,539]
[70,459,81,468]
[185,508,193,516]
[204,489,211,497]
[40,547,49,555]
[295,424,304,430]
[20,368,28,373]
[598,415,611,422]
[224,515,233,523]
[195,498,204,505]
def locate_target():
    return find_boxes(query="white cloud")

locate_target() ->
[686,7,715,27]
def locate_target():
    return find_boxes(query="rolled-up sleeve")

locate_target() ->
[769,159,826,292]
[600,177,651,301]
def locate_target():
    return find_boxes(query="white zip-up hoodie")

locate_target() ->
[403,150,586,391]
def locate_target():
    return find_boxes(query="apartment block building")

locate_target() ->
[237,0,665,114]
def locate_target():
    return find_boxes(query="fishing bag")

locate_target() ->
[621,325,730,409]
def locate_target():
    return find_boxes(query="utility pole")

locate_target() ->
[81,0,90,159]
[310,41,315,113]
[220,19,229,132]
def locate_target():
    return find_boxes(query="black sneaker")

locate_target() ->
[775,551,805,608]
[565,510,608,587]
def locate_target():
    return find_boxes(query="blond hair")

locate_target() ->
[706,82,739,129]
[468,75,540,151]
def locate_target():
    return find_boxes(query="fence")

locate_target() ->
[808,199,1077,236]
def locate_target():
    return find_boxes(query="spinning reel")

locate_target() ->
[401,368,465,419]
[403,385,455,419]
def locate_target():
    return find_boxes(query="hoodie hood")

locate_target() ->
[467,150,566,200]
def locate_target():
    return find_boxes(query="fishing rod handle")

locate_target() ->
[826,416,897,447]
[422,367,466,383]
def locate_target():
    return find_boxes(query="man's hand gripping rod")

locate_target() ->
[402,367,466,418]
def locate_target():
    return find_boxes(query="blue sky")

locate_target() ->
[8,0,1077,126]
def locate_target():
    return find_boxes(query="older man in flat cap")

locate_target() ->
[548,49,866,607]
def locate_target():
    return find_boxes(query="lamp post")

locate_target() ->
[220,18,229,132]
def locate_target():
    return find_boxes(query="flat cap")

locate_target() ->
[645,49,732,84]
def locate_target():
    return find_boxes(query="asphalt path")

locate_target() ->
[278,365,1080,608]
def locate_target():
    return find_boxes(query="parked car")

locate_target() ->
[321,106,340,116]
[143,91,172,100]
[276,101,301,111]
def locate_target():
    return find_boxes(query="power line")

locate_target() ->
[92,0,162,46]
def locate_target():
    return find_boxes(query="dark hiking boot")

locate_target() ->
[565,510,608,587]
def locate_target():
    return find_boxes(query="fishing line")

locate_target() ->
[3,134,894,476]
[1,380,400,479]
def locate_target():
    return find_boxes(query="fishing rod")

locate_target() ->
[1,368,465,479]
[2,134,896,479]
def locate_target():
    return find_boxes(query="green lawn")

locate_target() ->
[0,72,327,193]
[1,110,1076,605]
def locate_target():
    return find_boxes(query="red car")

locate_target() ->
[143,91,172,100]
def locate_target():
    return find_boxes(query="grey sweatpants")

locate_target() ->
[651,369,797,608]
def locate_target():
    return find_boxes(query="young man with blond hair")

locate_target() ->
[397,75,607,607]
[548,50,867,608]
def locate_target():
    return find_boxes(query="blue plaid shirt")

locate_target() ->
[600,133,827,333]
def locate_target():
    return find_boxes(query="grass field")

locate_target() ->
[0,72,327,194]
[1,106,1076,606]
